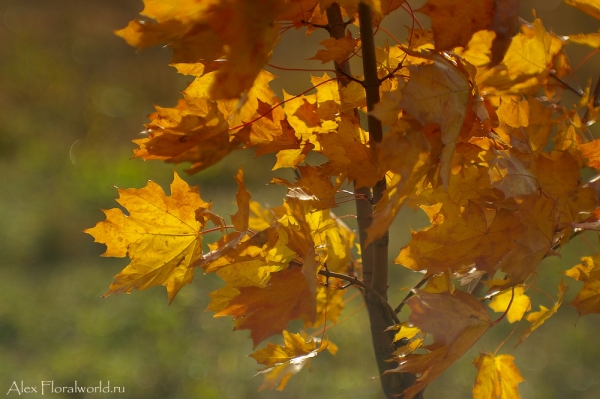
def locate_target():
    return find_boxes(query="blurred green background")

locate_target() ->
[1,0,599,398]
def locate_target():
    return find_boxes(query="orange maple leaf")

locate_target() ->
[116,0,291,99]
[396,53,472,188]
[579,139,600,169]
[84,172,214,303]
[388,290,491,399]
[215,267,317,347]
[417,0,494,51]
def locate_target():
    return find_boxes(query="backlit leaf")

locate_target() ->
[250,330,336,391]
[216,267,317,347]
[398,53,472,188]
[565,0,600,19]
[517,279,567,346]
[489,286,532,323]
[388,290,491,399]
[84,172,211,302]
[473,353,524,399]
[417,0,494,51]
[563,255,600,315]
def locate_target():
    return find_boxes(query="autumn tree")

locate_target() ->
[85,0,600,398]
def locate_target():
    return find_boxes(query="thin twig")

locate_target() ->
[550,71,584,97]
[394,277,429,314]
[336,67,364,85]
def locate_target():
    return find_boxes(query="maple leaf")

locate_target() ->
[563,255,600,315]
[488,286,532,323]
[473,353,524,399]
[565,0,600,19]
[388,290,491,399]
[422,272,455,294]
[116,0,291,99]
[84,172,213,303]
[308,30,359,64]
[396,200,524,275]
[230,168,251,232]
[417,0,494,51]
[579,139,600,169]
[517,279,567,346]
[215,266,317,347]
[397,53,472,188]
[488,147,538,199]
[568,31,600,48]
[493,196,556,287]
[477,18,565,93]
[251,330,337,391]
[272,165,342,210]
[317,114,383,188]
[133,98,237,174]
[497,96,530,128]
[366,120,433,245]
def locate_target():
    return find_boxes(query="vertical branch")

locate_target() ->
[357,4,420,399]
[323,3,420,398]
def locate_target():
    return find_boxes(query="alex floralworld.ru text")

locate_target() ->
[6,381,125,395]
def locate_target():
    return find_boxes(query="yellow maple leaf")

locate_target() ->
[250,330,337,391]
[497,96,530,128]
[396,200,524,275]
[422,272,456,294]
[568,31,600,48]
[517,279,567,346]
[563,255,600,315]
[317,114,383,188]
[308,30,359,64]
[565,0,600,19]
[84,172,213,303]
[488,286,532,323]
[473,353,524,399]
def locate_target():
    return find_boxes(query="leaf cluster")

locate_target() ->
[86,0,600,397]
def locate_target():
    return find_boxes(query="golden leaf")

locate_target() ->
[517,279,567,346]
[563,255,600,315]
[489,286,532,323]
[251,330,337,391]
[84,172,211,302]
[565,0,600,19]
[473,353,524,399]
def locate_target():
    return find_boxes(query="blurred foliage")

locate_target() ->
[0,0,599,398]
